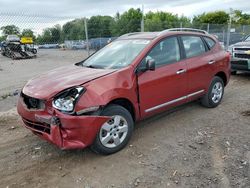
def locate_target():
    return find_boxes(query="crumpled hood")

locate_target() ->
[232,41,250,47]
[22,65,116,99]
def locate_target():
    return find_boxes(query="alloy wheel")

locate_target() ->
[211,82,223,103]
[99,115,128,148]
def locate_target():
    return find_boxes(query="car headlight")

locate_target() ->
[52,86,85,112]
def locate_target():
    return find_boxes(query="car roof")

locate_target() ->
[118,30,211,40]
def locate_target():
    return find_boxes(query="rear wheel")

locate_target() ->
[201,76,224,108]
[91,104,134,155]
[32,49,37,54]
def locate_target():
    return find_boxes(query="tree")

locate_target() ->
[111,8,142,36]
[193,11,229,25]
[36,25,62,44]
[232,10,250,25]
[179,15,192,28]
[145,11,186,31]
[0,25,20,36]
[22,29,36,41]
[144,11,191,31]
[50,25,62,43]
[62,19,85,40]
[22,29,34,37]
[88,16,114,38]
[0,36,5,42]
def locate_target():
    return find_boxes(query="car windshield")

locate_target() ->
[81,39,150,69]
[245,36,250,41]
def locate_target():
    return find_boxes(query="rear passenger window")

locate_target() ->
[144,37,180,67]
[204,37,216,49]
[182,36,206,58]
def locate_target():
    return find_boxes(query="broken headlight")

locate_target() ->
[52,86,85,112]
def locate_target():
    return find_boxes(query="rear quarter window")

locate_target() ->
[181,36,206,58]
[204,37,216,49]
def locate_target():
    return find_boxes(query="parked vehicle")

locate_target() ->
[1,35,37,59]
[6,35,20,42]
[89,37,117,50]
[214,32,246,46]
[17,28,230,155]
[38,44,59,49]
[0,42,3,51]
[71,42,86,50]
[229,35,250,74]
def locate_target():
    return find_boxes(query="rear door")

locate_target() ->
[180,35,215,100]
[137,36,188,117]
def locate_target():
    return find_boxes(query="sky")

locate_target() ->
[0,0,250,35]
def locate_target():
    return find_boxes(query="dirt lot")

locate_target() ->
[0,49,90,97]
[0,50,249,187]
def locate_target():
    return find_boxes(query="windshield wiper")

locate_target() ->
[83,64,103,69]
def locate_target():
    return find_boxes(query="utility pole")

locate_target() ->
[226,8,234,50]
[84,18,90,56]
[226,16,232,50]
[180,22,183,28]
[141,4,144,32]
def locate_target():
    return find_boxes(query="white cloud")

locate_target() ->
[0,0,249,34]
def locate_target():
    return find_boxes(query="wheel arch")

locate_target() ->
[215,71,228,86]
[106,98,136,122]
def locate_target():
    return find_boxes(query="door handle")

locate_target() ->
[208,60,216,65]
[176,69,186,75]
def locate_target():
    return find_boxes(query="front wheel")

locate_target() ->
[91,104,134,155]
[201,76,224,108]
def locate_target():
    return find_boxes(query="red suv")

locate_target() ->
[17,28,230,155]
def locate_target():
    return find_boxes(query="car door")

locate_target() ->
[180,35,215,100]
[137,36,188,117]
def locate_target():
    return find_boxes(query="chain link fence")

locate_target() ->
[0,14,250,98]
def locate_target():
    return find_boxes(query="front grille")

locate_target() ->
[234,53,250,59]
[21,92,45,110]
[231,60,248,65]
[23,118,51,134]
[234,47,250,51]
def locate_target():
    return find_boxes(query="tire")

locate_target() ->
[201,76,224,108]
[231,71,237,75]
[32,49,37,54]
[91,104,134,155]
[11,53,16,60]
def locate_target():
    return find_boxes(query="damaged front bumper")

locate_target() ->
[17,97,110,149]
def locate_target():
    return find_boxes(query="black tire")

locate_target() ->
[201,76,224,108]
[231,71,237,75]
[91,104,134,155]
[11,53,16,60]
[32,49,37,54]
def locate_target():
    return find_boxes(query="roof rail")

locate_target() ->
[158,28,208,36]
[119,32,143,38]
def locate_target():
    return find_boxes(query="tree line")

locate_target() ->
[1,8,250,44]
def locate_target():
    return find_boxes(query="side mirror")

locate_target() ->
[146,59,155,71]
[136,58,156,74]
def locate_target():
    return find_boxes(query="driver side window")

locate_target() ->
[140,37,181,68]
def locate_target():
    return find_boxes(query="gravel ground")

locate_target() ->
[0,49,90,97]
[0,50,249,188]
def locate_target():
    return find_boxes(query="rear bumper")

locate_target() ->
[17,97,110,149]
